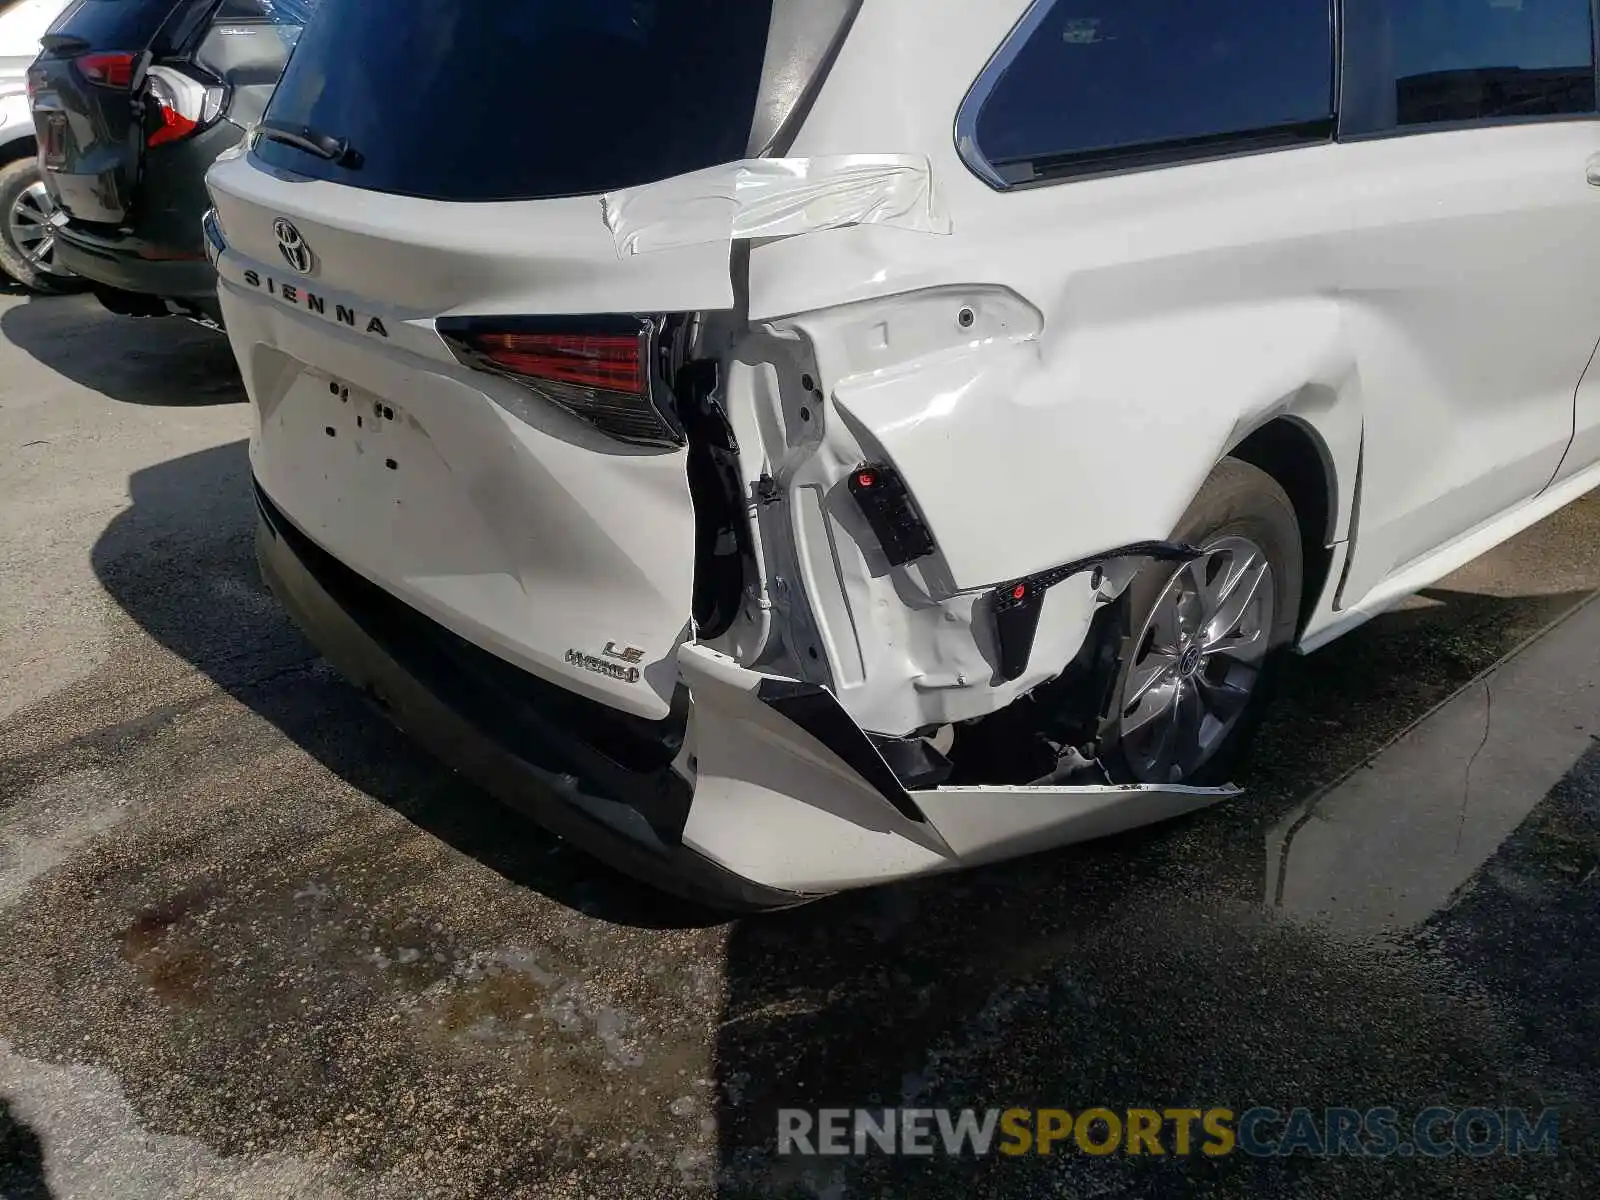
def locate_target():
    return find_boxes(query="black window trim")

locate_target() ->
[954,0,1056,190]
[954,0,1340,191]
[989,119,1337,188]
[1335,0,1600,140]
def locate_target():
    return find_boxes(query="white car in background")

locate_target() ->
[0,0,72,290]
[206,0,1600,906]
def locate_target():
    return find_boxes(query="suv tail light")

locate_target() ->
[145,66,224,148]
[437,316,686,449]
[76,52,137,89]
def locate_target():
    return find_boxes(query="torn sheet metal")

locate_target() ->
[601,154,951,258]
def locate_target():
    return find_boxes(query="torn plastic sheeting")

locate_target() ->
[601,154,952,258]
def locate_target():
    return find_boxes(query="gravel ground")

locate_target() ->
[2,287,1598,1198]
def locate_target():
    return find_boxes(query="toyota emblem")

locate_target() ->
[273,217,313,274]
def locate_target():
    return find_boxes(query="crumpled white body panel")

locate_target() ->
[677,645,1238,894]
[600,154,952,258]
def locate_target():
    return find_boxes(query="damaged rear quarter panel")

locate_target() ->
[753,216,1360,602]
[745,0,1363,598]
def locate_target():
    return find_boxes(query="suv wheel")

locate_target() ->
[0,159,79,294]
[1101,458,1303,786]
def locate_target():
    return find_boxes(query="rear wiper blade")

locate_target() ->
[256,120,357,165]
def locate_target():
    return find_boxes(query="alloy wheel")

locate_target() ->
[1117,536,1275,783]
[8,180,71,278]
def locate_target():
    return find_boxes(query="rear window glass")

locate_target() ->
[47,0,182,47]
[254,0,777,202]
[970,0,1335,181]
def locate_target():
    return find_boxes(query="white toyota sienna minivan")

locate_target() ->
[206,0,1600,905]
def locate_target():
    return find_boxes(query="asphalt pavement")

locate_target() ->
[2,285,1598,1199]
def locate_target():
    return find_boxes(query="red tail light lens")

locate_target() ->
[438,316,684,449]
[145,66,223,148]
[148,104,198,147]
[77,52,137,89]
[470,333,646,395]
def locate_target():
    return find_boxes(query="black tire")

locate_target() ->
[1101,457,1302,786]
[0,157,81,294]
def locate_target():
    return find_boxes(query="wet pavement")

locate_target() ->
[2,289,1599,1198]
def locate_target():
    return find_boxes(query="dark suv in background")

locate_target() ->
[27,0,310,324]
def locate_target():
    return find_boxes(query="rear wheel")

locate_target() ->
[1101,458,1302,786]
[0,158,79,294]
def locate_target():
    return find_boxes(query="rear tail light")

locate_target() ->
[76,52,137,89]
[145,66,223,148]
[437,316,685,449]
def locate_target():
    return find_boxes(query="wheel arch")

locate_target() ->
[0,133,37,167]
[1227,414,1340,636]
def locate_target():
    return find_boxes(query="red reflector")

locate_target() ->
[78,52,136,89]
[856,471,876,489]
[470,332,644,394]
[1012,584,1027,600]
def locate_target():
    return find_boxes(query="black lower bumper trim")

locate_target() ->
[253,481,806,911]
[756,678,929,820]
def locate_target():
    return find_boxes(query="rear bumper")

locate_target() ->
[256,480,1239,903]
[55,225,219,319]
[254,480,806,911]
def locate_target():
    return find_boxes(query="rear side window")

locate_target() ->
[254,0,777,202]
[45,0,181,48]
[1341,0,1597,135]
[964,0,1335,185]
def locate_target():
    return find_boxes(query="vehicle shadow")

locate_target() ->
[0,1098,53,1200]
[0,295,245,406]
[90,438,720,931]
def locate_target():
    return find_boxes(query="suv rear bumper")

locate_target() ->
[56,224,220,321]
